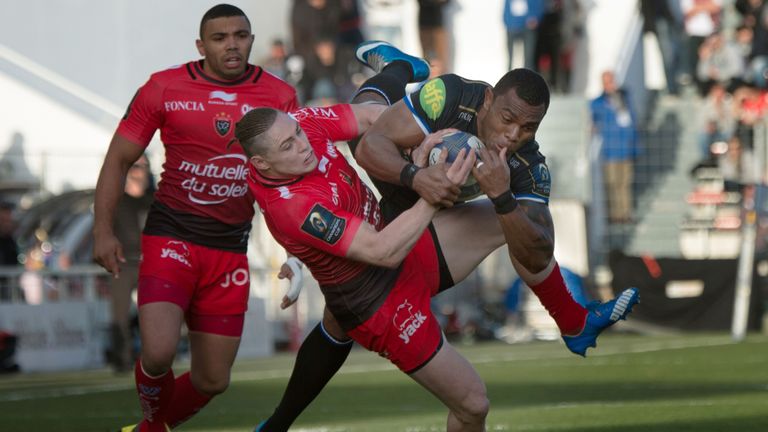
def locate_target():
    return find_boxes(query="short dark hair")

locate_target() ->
[235,108,279,158]
[493,68,550,111]
[200,4,250,39]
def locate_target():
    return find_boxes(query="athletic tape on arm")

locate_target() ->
[285,257,304,302]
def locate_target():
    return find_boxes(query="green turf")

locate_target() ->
[1,333,766,431]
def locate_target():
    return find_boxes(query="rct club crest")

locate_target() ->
[213,112,233,137]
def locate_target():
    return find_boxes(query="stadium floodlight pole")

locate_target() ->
[731,120,768,341]
[731,193,756,342]
[733,122,768,341]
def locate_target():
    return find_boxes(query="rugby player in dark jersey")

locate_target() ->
[255,41,639,432]
[357,60,638,359]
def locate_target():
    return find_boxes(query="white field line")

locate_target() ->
[0,337,739,402]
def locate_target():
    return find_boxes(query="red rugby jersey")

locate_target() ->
[117,60,298,232]
[249,104,383,286]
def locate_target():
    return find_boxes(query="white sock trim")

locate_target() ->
[139,360,170,380]
[319,322,353,346]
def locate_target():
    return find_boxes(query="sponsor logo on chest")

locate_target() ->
[208,90,238,106]
[178,154,249,205]
[165,100,205,112]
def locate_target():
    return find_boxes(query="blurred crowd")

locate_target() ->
[262,0,585,107]
[685,0,768,186]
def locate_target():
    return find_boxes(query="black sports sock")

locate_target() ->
[351,60,414,105]
[383,60,414,82]
[260,322,353,432]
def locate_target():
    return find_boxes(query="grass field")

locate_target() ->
[0,332,766,431]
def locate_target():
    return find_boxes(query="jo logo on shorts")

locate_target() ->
[221,268,249,288]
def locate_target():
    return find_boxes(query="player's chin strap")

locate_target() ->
[285,257,305,302]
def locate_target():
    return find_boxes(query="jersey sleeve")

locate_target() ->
[404,74,463,134]
[115,77,165,147]
[282,91,299,112]
[269,188,365,257]
[293,104,359,143]
[509,155,551,205]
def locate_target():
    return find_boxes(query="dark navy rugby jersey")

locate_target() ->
[405,73,550,204]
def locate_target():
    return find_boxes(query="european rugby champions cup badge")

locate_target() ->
[213,112,233,137]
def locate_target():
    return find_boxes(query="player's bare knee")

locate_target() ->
[191,372,230,396]
[455,388,489,423]
[140,347,175,375]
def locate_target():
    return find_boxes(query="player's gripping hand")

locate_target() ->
[410,128,458,166]
[277,257,304,309]
[93,230,125,278]
[411,129,461,207]
[445,147,477,187]
[473,146,510,199]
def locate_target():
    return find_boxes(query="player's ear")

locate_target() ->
[196,39,205,57]
[250,155,270,171]
[483,87,494,110]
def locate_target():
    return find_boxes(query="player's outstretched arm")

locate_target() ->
[347,148,475,267]
[93,133,145,278]
[357,102,460,206]
[349,103,387,136]
[356,101,423,182]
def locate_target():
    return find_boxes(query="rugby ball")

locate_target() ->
[428,131,485,202]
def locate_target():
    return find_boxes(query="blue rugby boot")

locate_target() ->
[355,40,430,82]
[563,287,639,357]
[254,420,266,431]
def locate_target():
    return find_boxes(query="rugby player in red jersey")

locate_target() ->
[239,100,501,431]
[93,5,298,431]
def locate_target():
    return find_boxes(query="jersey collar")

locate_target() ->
[190,60,261,86]
[249,165,304,188]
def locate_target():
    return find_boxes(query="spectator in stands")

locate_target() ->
[746,1,768,88]
[735,0,764,29]
[731,82,768,148]
[641,0,683,95]
[338,0,364,49]
[503,0,545,70]
[735,24,755,59]
[559,0,586,93]
[361,0,405,47]
[261,39,289,80]
[696,32,745,92]
[590,70,641,224]
[336,0,367,101]
[535,0,564,92]
[0,201,20,301]
[681,0,722,89]
[291,0,342,102]
[718,135,758,188]
[306,36,345,105]
[417,0,451,71]
[108,155,154,373]
[697,81,735,160]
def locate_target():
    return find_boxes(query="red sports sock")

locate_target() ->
[134,359,174,428]
[166,372,213,428]
[529,263,588,336]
